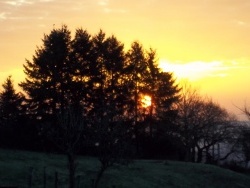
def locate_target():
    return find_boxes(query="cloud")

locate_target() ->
[39,0,54,2]
[232,19,249,27]
[97,0,128,14]
[103,8,127,14]
[0,0,98,32]
[37,24,46,27]
[0,12,9,20]
[4,0,33,6]
[0,0,54,23]
[158,59,246,81]
[98,0,109,6]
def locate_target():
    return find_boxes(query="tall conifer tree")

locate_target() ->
[0,76,24,127]
[20,25,72,120]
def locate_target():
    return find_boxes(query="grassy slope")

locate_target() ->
[0,149,250,188]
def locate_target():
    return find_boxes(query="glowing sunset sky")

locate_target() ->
[1,0,250,120]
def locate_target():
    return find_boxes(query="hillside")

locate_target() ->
[0,149,250,188]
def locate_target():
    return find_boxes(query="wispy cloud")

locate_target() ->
[103,8,127,14]
[4,0,34,6]
[232,19,249,27]
[158,59,248,80]
[0,0,55,24]
[0,12,9,20]
[98,0,109,6]
[97,0,127,14]
[39,0,54,2]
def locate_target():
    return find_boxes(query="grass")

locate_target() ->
[0,149,250,188]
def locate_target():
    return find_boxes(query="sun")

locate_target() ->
[141,95,152,108]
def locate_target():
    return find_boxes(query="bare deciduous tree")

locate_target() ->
[177,82,237,163]
[237,105,250,167]
[46,107,85,188]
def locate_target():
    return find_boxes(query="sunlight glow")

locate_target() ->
[1,0,250,121]
[0,68,25,91]
[158,59,228,81]
[141,95,152,108]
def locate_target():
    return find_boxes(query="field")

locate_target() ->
[0,149,250,188]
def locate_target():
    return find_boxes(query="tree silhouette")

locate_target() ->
[87,32,133,187]
[238,105,250,167]
[70,28,93,115]
[19,25,183,162]
[19,25,73,121]
[125,44,180,156]
[48,107,85,188]
[125,41,148,154]
[239,128,250,168]
[0,76,25,148]
[195,100,236,163]
[177,83,236,162]
[88,31,127,124]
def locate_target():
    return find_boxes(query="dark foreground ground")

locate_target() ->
[0,149,250,188]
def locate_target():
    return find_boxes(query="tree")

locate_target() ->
[19,26,89,188]
[69,28,93,115]
[177,83,235,162]
[19,25,73,121]
[0,76,25,147]
[87,32,132,188]
[124,43,180,157]
[238,127,250,168]
[238,106,250,167]
[194,100,236,163]
[152,70,180,153]
[44,107,85,188]
[89,31,128,124]
[91,117,132,188]
[138,48,159,138]
[124,42,150,154]
[134,49,180,158]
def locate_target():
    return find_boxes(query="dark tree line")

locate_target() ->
[0,76,39,150]
[14,25,180,156]
[0,26,180,188]
[0,25,248,176]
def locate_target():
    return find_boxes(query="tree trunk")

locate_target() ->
[205,147,212,163]
[196,148,203,163]
[94,166,106,188]
[68,152,76,188]
[191,147,196,162]
[28,167,34,188]
[185,146,191,162]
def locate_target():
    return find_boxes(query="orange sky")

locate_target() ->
[1,0,250,120]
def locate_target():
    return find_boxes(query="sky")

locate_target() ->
[1,0,250,120]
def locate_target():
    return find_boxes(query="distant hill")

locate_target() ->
[0,149,250,188]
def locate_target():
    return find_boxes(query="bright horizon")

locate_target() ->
[1,0,250,120]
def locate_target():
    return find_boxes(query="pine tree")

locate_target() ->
[19,25,72,121]
[0,76,25,148]
[0,76,24,127]
[70,28,93,116]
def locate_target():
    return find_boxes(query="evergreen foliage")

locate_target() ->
[0,76,26,148]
